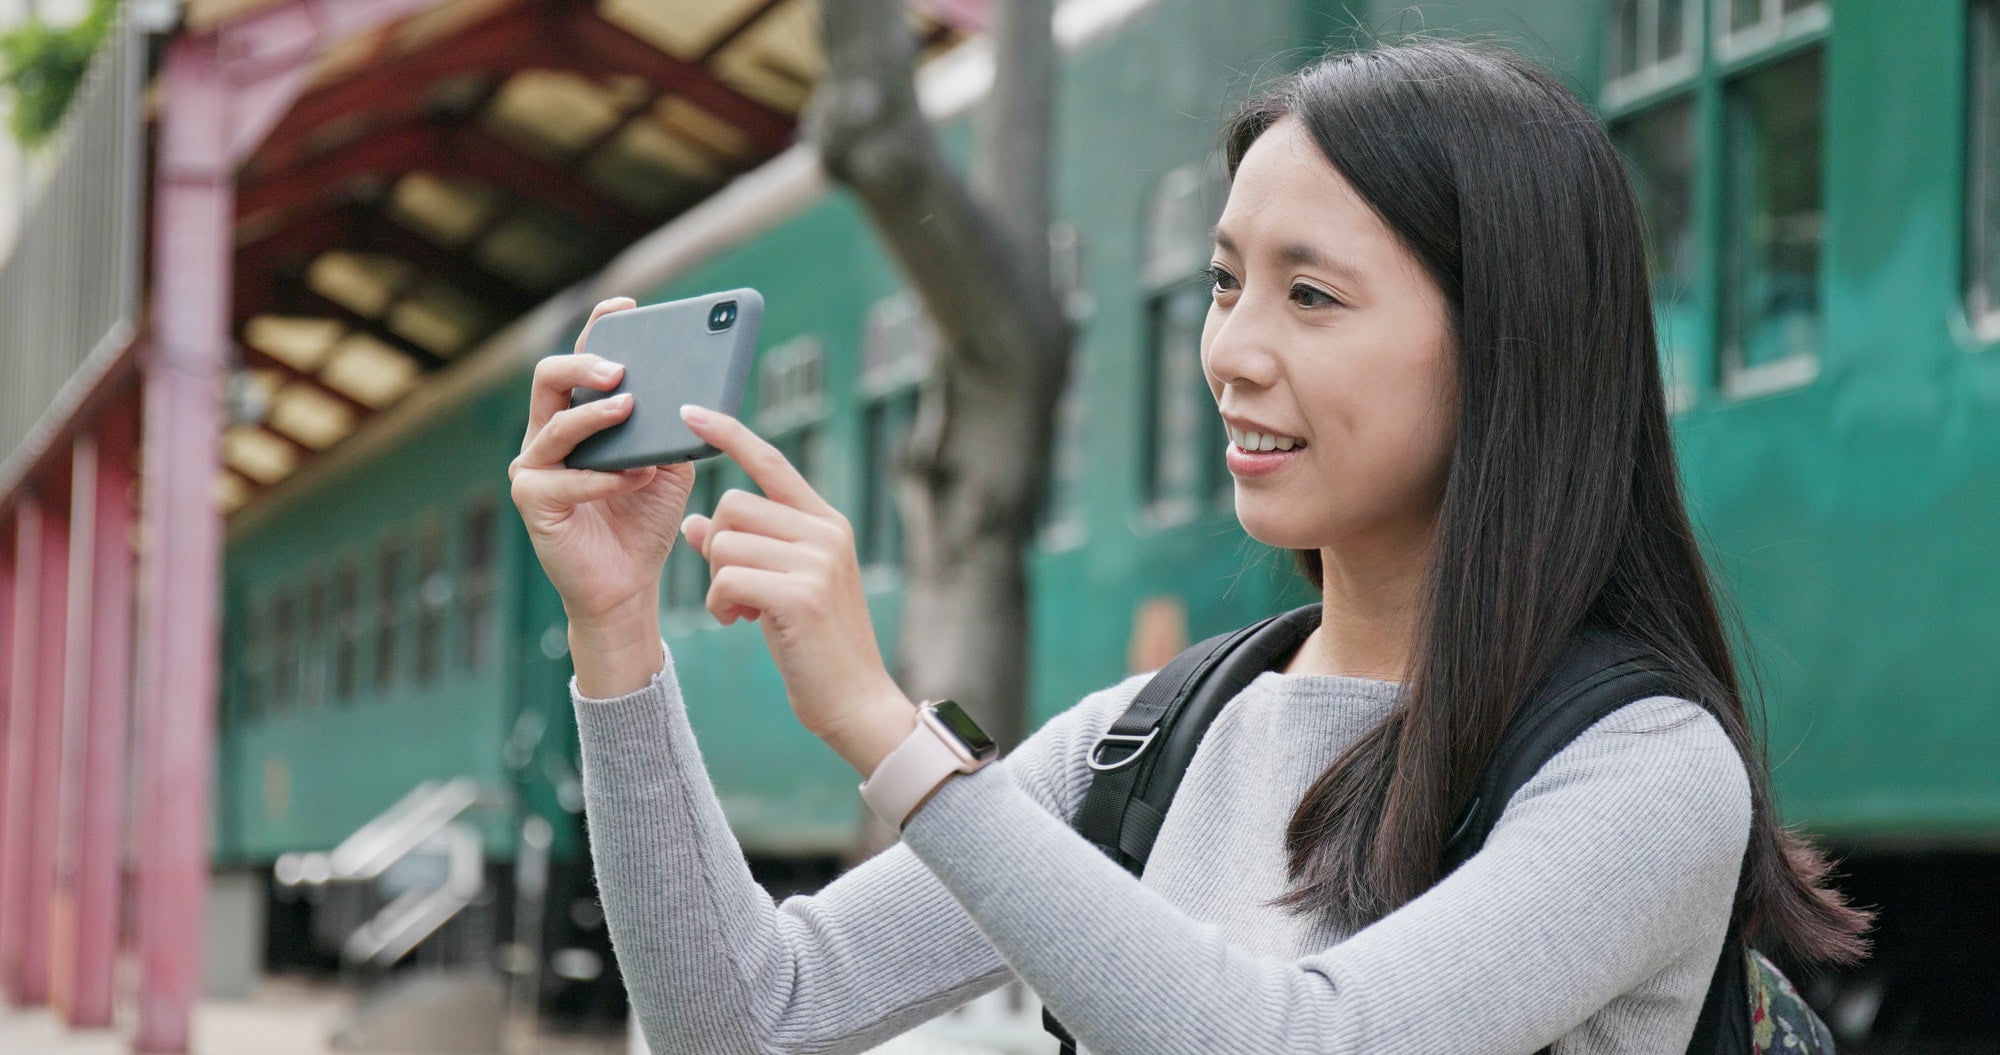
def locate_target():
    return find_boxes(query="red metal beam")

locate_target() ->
[20,483,72,1006]
[251,1,557,174]
[253,1,796,176]
[0,502,39,1003]
[133,31,230,1055]
[56,393,138,1028]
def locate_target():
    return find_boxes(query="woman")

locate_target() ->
[509,36,1870,1055]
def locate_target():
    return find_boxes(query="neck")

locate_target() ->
[1287,521,1435,682]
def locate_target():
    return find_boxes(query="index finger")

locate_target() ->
[678,405,837,517]
[526,297,636,441]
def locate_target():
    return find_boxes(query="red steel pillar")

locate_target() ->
[132,31,230,1054]
[21,489,72,1006]
[0,506,27,1003]
[54,397,139,1027]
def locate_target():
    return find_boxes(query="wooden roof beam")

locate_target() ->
[564,7,794,153]
[238,115,655,239]
[236,269,452,372]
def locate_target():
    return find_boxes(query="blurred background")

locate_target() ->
[0,0,1994,1052]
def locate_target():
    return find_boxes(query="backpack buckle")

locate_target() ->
[1087,730,1157,772]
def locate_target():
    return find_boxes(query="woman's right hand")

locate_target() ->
[509,297,696,633]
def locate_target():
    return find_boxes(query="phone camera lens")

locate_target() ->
[708,301,737,331]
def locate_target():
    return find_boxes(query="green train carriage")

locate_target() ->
[215,0,2000,1044]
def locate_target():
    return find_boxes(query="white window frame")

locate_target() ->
[1604,0,1703,111]
[1716,43,1826,401]
[1970,0,2000,344]
[1714,0,1828,67]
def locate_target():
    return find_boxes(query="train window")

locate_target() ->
[1141,160,1230,523]
[375,534,404,694]
[1719,46,1824,397]
[271,588,296,714]
[859,390,916,571]
[1036,355,1088,549]
[756,335,826,435]
[461,500,497,671]
[759,334,829,498]
[859,294,937,570]
[1971,0,2000,340]
[300,572,327,709]
[242,594,270,721]
[666,465,720,612]
[1605,0,1699,107]
[1714,0,1825,64]
[415,519,449,685]
[333,557,361,700]
[1610,94,1698,408]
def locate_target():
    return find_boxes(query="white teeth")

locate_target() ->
[1227,425,1305,452]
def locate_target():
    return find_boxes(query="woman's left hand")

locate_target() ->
[675,404,914,757]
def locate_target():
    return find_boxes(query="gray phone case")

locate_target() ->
[563,288,763,472]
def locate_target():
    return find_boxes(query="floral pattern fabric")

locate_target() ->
[1748,947,1837,1053]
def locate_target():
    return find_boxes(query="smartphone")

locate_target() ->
[563,288,763,471]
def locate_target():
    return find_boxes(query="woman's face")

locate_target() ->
[1202,114,1458,555]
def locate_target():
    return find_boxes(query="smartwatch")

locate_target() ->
[858,699,998,831]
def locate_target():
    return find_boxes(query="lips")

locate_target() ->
[1224,438,1306,478]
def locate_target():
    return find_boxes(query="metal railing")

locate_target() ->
[274,776,501,968]
[0,3,144,493]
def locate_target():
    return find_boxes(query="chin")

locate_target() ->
[1231,494,1331,552]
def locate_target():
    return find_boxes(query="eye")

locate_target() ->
[1197,264,1237,296]
[1291,283,1339,309]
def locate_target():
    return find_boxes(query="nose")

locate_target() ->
[1201,292,1282,394]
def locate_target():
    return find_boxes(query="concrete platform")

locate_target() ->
[0,976,624,1055]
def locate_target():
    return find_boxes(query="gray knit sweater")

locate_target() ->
[571,641,1752,1055]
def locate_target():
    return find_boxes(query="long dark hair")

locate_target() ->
[1228,36,1872,966]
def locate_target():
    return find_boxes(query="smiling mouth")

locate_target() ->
[1226,426,1308,452]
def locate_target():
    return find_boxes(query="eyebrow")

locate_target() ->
[1211,225,1365,287]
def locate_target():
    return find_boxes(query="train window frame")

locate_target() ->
[1138,158,1231,531]
[1604,0,1702,111]
[413,515,451,687]
[271,585,296,715]
[1609,91,1701,415]
[373,532,405,697]
[300,569,327,710]
[460,497,498,672]
[757,334,833,536]
[663,463,721,620]
[1713,0,1827,67]
[241,591,271,723]
[332,552,362,702]
[1037,219,1091,552]
[857,293,936,579]
[1716,42,1826,400]
[1970,0,2000,344]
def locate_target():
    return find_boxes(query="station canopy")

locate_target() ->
[212,0,977,513]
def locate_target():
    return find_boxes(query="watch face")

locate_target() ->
[929,700,997,759]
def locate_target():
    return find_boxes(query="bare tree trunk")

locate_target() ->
[805,0,1069,858]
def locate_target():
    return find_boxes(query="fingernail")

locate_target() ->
[679,404,710,424]
[614,393,634,407]
[594,361,620,380]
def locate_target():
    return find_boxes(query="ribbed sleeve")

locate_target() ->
[574,639,1751,1055]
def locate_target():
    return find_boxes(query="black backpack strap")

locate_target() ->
[1435,629,1753,1055]
[1070,603,1323,872]
[1044,603,1323,1053]
[1437,629,1682,876]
